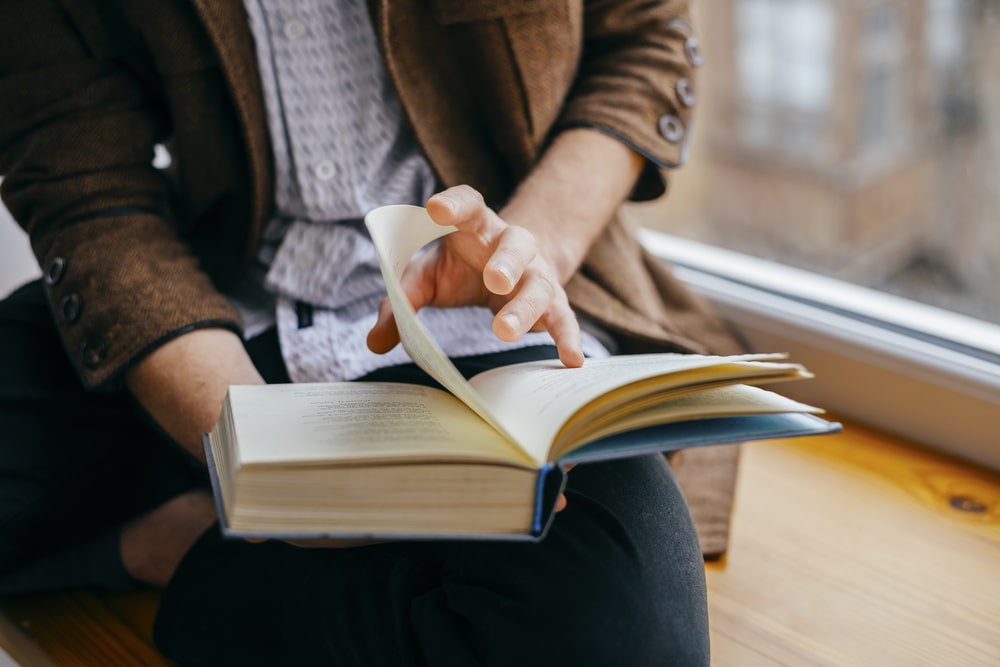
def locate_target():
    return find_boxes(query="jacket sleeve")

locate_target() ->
[0,1,241,391]
[555,0,703,199]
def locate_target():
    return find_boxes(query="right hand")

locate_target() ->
[367,185,584,369]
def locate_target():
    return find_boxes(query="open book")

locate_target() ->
[205,205,840,540]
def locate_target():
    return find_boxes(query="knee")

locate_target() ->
[447,549,710,667]
[440,455,712,665]
[547,466,710,664]
[543,570,711,667]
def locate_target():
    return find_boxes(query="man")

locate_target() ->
[0,0,740,663]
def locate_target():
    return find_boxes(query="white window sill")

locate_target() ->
[640,228,1000,472]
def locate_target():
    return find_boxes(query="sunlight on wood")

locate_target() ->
[707,421,1000,666]
[0,591,168,667]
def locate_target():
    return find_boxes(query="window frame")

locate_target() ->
[640,228,1000,472]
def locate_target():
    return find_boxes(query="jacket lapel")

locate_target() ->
[369,0,510,205]
[187,0,511,223]
[188,0,272,252]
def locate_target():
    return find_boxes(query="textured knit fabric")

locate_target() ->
[238,0,608,383]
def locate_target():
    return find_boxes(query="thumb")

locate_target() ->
[367,253,438,354]
[366,298,399,354]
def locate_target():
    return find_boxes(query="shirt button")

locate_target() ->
[314,159,338,181]
[283,18,307,40]
[59,293,83,324]
[80,337,107,369]
[658,114,685,144]
[676,78,696,107]
[685,37,705,68]
[44,257,66,286]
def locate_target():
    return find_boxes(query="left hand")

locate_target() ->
[367,185,584,368]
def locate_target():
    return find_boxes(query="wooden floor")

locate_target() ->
[1,419,998,666]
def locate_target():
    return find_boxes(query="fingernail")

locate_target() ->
[500,313,521,334]
[493,263,514,286]
[434,195,455,212]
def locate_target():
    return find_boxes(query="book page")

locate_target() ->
[364,205,526,455]
[551,384,822,458]
[467,353,806,463]
[228,383,533,467]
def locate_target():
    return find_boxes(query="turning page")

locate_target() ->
[467,353,809,463]
[365,205,524,451]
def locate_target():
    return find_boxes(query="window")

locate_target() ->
[735,0,836,161]
[858,4,906,159]
[628,0,999,466]
[638,228,1000,470]
[632,0,1000,328]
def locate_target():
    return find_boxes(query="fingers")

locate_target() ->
[546,298,585,368]
[366,297,400,354]
[492,265,584,367]
[554,493,568,513]
[484,225,535,295]
[368,242,446,355]
[491,263,555,340]
[428,187,536,295]
[423,186,584,366]
[427,185,491,232]
[426,186,495,267]
[554,465,577,513]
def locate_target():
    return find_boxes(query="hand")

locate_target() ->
[553,464,576,513]
[367,185,584,368]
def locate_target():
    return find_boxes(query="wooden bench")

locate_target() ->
[0,589,167,666]
[3,419,999,666]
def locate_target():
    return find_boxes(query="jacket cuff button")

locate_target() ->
[44,257,66,286]
[676,78,696,108]
[685,37,705,67]
[80,338,107,368]
[658,114,686,144]
[59,293,83,324]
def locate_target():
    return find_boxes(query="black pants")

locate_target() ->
[0,281,710,666]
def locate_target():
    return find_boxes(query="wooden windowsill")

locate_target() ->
[2,419,998,666]
[709,418,1000,666]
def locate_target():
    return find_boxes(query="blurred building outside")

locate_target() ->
[2,0,998,324]
[627,0,1000,325]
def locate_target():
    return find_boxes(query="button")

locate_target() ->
[685,37,705,67]
[283,18,307,40]
[314,159,338,181]
[658,115,685,144]
[80,338,107,368]
[676,78,696,107]
[666,18,693,36]
[59,293,83,323]
[152,143,172,170]
[44,257,66,286]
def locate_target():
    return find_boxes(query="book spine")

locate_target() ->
[532,464,555,535]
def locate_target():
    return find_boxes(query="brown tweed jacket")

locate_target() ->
[0,0,745,554]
